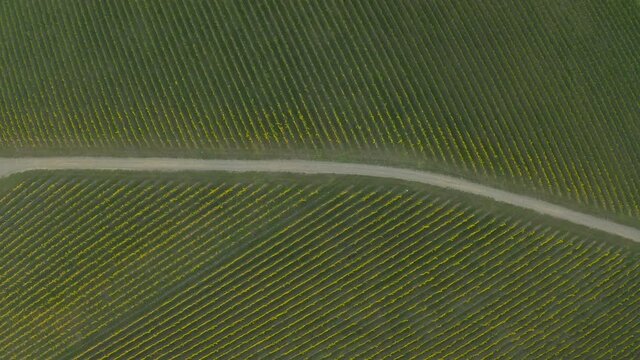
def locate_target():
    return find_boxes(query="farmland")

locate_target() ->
[0,171,638,359]
[1,0,639,223]
[1,0,639,358]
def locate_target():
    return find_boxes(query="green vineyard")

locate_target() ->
[0,172,638,359]
[1,0,639,358]
[1,0,639,222]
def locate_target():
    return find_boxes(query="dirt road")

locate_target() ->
[1,157,638,243]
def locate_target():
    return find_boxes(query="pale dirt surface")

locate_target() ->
[1,157,639,243]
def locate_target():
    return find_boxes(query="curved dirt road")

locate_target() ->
[1,157,639,243]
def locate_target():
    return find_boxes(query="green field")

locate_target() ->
[2,1,639,358]
[0,172,638,359]
[1,0,639,223]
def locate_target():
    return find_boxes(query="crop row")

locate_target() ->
[1,0,639,220]
[0,173,638,358]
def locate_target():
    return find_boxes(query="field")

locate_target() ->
[1,0,639,223]
[0,172,638,359]
[1,1,639,358]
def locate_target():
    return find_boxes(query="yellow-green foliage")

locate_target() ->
[0,1,639,221]
[1,173,638,358]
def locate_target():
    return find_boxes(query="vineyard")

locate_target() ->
[1,0,639,222]
[0,172,638,359]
